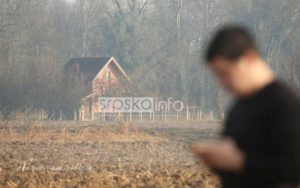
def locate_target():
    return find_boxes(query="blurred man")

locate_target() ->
[193,26,300,188]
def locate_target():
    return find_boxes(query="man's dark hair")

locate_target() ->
[205,25,258,63]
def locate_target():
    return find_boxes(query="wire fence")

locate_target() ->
[93,107,222,122]
[0,107,224,122]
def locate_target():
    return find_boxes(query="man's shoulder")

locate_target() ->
[267,81,300,111]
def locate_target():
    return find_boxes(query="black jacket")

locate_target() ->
[219,81,300,188]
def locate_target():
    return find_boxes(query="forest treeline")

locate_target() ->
[0,0,299,119]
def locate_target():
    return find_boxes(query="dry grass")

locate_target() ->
[0,121,167,143]
[0,121,220,188]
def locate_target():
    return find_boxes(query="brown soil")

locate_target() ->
[0,121,221,188]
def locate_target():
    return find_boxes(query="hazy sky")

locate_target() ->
[64,0,76,3]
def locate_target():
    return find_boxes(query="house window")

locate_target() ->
[105,71,110,80]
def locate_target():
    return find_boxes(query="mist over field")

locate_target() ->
[0,0,299,118]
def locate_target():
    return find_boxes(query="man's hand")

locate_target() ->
[192,138,245,173]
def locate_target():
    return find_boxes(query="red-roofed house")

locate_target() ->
[64,57,129,120]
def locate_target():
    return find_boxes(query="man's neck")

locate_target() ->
[241,60,276,98]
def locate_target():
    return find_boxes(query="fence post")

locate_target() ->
[102,112,105,122]
[210,111,213,120]
[79,109,82,121]
[13,111,16,121]
[42,108,44,121]
[129,111,132,122]
[186,106,189,121]
[60,110,63,121]
[152,111,155,122]
[74,109,77,121]
[24,107,28,122]
[39,109,42,121]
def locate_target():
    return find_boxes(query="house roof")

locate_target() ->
[64,57,112,84]
[65,57,111,73]
[64,57,129,84]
